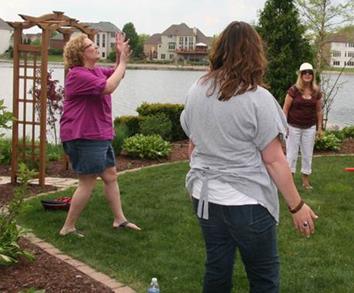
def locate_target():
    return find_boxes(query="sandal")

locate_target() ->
[59,229,85,238]
[302,184,313,190]
[113,221,141,231]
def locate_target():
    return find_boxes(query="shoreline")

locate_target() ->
[0,58,208,71]
[2,59,354,74]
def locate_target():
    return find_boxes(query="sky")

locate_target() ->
[0,0,267,36]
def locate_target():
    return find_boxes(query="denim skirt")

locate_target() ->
[63,139,116,175]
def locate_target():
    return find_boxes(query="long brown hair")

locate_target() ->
[203,21,267,101]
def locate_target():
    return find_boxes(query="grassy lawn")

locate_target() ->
[17,157,354,293]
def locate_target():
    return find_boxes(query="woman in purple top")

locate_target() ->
[283,62,323,190]
[59,32,140,236]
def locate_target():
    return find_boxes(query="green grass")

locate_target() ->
[17,157,354,292]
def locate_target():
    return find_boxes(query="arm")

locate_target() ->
[102,32,131,95]
[188,140,195,160]
[282,94,293,118]
[261,137,318,237]
[316,98,323,137]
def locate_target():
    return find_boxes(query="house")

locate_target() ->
[46,21,120,59]
[144,23,212,63]
[0,18,13,54]
[80,22,120,59]
[326,33,354,68]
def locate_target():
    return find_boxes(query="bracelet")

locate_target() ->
[288,199,304,214]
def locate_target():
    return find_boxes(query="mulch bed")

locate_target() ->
[0,138,353,292]
[0,141,189,293]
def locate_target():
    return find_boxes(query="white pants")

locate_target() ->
[286,125,316,175]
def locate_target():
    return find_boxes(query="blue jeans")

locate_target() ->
[193,199,279,293]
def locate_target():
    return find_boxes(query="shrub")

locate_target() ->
[136,103,187,141]
[0,163,36,265]
[0,138,12,164]
[114,115,141,137]
[139,113,172,140]
[342,126,354,139]
[112,123,130,155]
[123,134,171,159]
[315,133,342,151]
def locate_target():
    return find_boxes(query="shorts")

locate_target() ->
[63,139,116,175]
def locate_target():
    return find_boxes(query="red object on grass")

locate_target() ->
[344,167,354,172]
[41,197,72,211]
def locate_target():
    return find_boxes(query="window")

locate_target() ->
[102,52,105,58]
[169,54,174,59]
[161,54,166,59]
[332,51,341,57]
[168,42,176,50]
[96,34,100,46]
[348,51,354,57]
[347,61,354,66]
[111,32,115,38]
[348,43,354,47]
[333,60,340,66]
[102,34,106,48]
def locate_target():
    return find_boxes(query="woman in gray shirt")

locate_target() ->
[180,21,318,293]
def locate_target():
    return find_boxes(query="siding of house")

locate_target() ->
[0,18,13,54]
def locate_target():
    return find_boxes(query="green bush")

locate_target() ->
[46,143,64,162]
[315,133,342,151]
[0,163,36,265]
[136,102,187,141]
[0,138,11,164]
[123,134,171,159]
[114,115,141,137]
[342,126,354,139]
[139,113,172,141]
[112,124,130,155]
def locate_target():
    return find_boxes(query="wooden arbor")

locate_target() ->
[7,11,96,186]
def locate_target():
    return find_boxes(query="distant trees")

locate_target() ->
[257,0,314,105]
[122,22,140,58]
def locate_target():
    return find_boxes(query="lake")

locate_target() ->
[0,62,353,138]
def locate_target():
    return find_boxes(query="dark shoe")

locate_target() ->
[113,221,141,231]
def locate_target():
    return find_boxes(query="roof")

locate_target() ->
[326,33,354,43]
[145,33,161,45]
[81,21,120,33]
[0,18,13,31]
[161,23,212,46]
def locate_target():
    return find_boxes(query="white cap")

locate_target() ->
[299,62,313,72]
[152,277,157,282]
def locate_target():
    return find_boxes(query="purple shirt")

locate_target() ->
[60,66,115,142]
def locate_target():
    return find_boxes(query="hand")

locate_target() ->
[316,129,323,139]
[115,32,131,64]
[291,203,318,237]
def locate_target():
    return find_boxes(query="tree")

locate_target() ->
[296,0,354,72]
[136,34,149,59]
[257,0,314,105]
[296,0,354,128]
[122,22,139,58]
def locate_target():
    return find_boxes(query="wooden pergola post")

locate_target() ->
[7,11,96,186]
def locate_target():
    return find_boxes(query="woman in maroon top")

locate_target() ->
[283,63,323,189]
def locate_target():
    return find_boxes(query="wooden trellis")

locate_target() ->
[7,11,96,186]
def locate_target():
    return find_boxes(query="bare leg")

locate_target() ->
[59,174,97,235]
[302,173,312,189]
[100,167,141,230]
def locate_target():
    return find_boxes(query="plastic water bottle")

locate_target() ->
[147,277,160,293]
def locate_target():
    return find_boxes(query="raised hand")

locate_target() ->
[115,32,132,63]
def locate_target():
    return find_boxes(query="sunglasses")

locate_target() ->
[83,43,94,50]
[301,70,313,75]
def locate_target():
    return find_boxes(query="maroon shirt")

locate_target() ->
[287,85,321,128]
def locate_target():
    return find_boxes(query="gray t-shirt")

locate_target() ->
[180,79,287,222]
